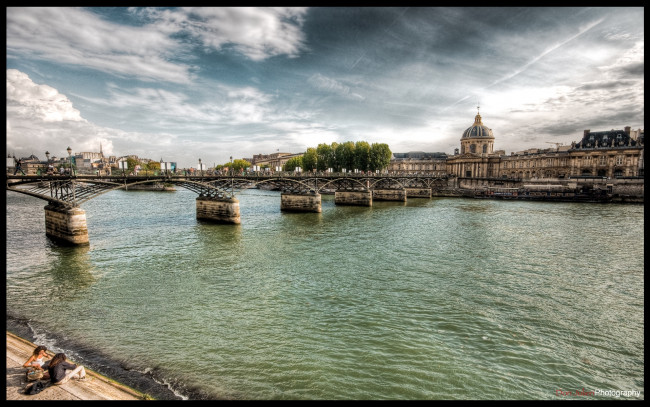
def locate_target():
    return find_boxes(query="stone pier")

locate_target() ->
[281,193,322,212]
[334,190,372,206]
[373,189,407,202]
[405,188,432,198]
[196,196,241,224]
[44,204,89,245]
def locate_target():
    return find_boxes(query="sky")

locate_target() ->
[6,7,644,168]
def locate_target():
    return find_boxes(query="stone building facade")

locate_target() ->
[392,110,644,180]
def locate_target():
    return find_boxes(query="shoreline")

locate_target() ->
[6,331,150,400]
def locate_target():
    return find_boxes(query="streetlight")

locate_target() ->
[66,146,73,176]
[44,151,51,175]
[199,158,203,176]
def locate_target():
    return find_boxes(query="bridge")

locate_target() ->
[6,173,447,245]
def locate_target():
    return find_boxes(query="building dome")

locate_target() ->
[462,112,494,139]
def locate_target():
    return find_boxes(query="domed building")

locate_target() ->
[447,108,502,179]
[460,109,495,156]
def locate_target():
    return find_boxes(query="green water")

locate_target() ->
[5,189,644,399]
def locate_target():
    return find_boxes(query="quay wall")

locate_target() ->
[432,177,643,202]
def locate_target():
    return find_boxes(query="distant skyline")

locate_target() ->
[7,7,644,168]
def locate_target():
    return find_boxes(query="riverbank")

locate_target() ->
[6,331,149,400]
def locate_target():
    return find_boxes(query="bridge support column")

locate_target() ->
[334,191,372,206]
[373,189,407,202]
[196,196,241,224]
[405,188,432,198]
[281,193,321,213]
[44,204,89,245]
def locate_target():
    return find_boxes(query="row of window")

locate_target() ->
[461,144,489,154]
[502,155,630,168]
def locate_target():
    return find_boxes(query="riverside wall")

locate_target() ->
[433,177,644,202]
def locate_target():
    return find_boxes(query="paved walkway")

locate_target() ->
[6,331,147,400]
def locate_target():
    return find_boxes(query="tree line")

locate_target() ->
[284,141,392,172]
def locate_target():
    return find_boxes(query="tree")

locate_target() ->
[327,142,339,170]
[144,161,161,171]
[231,159,251,173]
[317,143,334,171]
[340,141,356,171]
[369,143,392,172]
[283,156,303,171]
[126,157,139,172]
[302,147,318,172]
[354,141,371,172]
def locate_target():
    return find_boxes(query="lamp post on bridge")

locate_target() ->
[66,146,74,176]
[199,158,203,177]
[66,146,76,204]
[45,151,51,175]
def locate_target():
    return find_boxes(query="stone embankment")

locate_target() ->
[6,331,148,400]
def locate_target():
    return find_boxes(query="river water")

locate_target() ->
[5,188,644,400]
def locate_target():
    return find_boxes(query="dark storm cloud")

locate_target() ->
[618,62,644,77]
[577,80,637,91]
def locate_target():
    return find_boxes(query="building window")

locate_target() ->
[483,144,487,153]
[616,155,623,165]
[470,144,476,154]
[599,155,607,165]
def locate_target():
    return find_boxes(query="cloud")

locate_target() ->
[6,69,125,158]
[135,7,309,61]
[6,7,309,85]
[6,7,191,84]
[6,69,85,123]
[307,73,365,101]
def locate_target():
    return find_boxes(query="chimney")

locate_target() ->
[624,126,631,135]
[584,130,590,138]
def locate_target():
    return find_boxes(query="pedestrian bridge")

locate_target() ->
[6,173,447,245]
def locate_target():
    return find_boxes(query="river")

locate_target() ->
[5,188,644,399]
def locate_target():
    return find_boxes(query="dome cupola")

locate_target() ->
[460,106,495,155]
[462,110,494,139]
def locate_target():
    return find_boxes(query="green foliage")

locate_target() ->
[354,141,371,171]
[369,143,392,172]
[283,156,303,171]
[317,143,335,171]
[302,147,318,171]
[145,161,161,171]
[126,157,139,171]
[230,159,251,172]
[302,141,391,172]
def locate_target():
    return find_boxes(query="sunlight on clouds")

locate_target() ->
[7,8,191,84]
[140,7,308,61]
[6,69,85,122]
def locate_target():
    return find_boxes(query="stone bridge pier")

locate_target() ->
[196,196,241,224]
[281,192,322,212]
[334,191,372,206]
[44,204,89,245]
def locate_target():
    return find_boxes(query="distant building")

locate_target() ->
[392,109,644,179]
[249,152,303,170]
[387,152,447,176]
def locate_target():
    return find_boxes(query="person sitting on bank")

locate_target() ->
[48,353,87,385]
[23,345,52,378]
